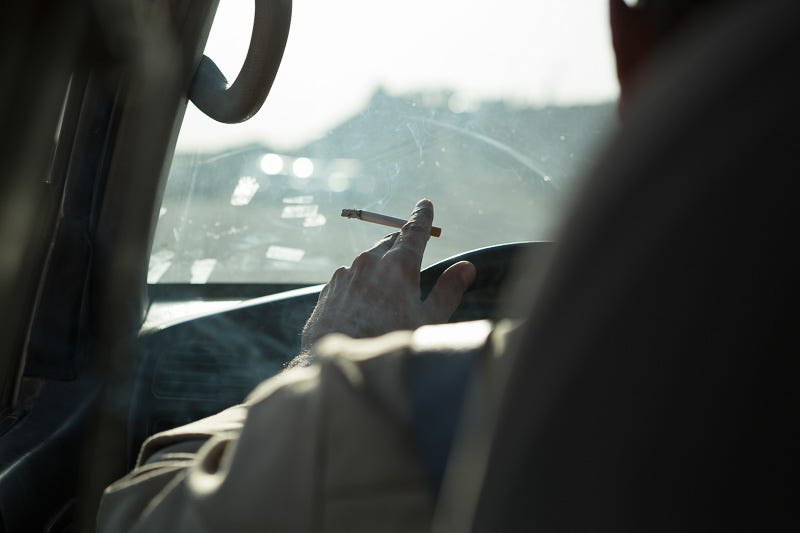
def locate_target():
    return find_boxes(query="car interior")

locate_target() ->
[0,0,795,531]
[1,1,581,529]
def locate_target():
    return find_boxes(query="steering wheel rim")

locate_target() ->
[420,241,554,320]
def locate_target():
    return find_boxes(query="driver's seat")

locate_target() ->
[438,1,798,531]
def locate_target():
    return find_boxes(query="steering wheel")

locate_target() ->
[419,241,554,321]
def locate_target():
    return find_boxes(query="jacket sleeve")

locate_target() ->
[96,320,494,533]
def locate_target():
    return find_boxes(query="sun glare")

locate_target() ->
[177,0,618,152]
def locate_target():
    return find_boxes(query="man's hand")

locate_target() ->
[299,199,476,355]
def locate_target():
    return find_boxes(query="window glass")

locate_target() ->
[150,0,618,285]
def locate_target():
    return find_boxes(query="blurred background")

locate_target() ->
[149,0,619,284]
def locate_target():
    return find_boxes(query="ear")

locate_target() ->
[609,0,660,117]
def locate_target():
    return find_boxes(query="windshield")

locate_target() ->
[149,0,618,285]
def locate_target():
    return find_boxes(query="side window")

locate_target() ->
[150,0,618,286]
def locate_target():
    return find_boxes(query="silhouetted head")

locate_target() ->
[609,0,740,115]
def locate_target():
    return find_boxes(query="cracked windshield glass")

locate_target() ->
[150,0,619,285]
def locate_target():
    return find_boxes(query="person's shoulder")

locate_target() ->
[313,319,496,360]
[246,320,500,418]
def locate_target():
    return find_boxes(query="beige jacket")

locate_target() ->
[97,320,508,533]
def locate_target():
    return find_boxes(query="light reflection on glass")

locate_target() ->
[230,176,260,206]
[281,204,318,219]
[265,245,305,262]
[190,258,218,284]
[148,249,174,283]
[303,213,327,227]
[282,195,314,204]
[447,93,476,114]
[260,153,284,175]
[292,157,314,178]
[327,172,350,192]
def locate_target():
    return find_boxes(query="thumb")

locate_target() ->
[423,261,476,323]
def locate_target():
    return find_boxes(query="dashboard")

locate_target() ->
[128,241,553,464]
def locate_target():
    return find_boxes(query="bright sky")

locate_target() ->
[177,0,619,151]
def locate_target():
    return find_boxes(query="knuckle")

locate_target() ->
[401,221,428,235]
[382,248,410,265]
[377,232,398,246]
[352,251,375,269]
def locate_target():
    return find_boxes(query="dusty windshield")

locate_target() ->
[150,0,618,285]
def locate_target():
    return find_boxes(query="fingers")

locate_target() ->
[324,265,349,295]
[423,261,476,323]
[392,199,434,269]
[366,232,399,257]
[350,232,399,274]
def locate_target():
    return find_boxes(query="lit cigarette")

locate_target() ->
[340,208,442,237]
